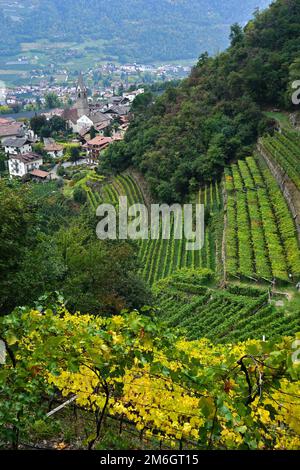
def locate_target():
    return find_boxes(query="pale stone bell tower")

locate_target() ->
[75,72,89,117]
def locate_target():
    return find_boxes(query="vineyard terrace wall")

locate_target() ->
[257,141,300,242]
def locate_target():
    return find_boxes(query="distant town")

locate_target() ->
[0,62,191,115]
[0,71,148,181]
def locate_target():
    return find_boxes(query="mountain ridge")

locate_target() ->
[0,0,271,62]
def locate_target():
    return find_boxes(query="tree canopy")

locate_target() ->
[0,179,149,316]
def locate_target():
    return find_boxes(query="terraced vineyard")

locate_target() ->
[87,174,223,285]
[83,173,104,209]
[225,156,300,284]
[260,129,300,190]
[139,181,223,284]
[155,271,300,343]
[86,173,144,209]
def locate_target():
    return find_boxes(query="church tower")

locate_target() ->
[75,72,89,117]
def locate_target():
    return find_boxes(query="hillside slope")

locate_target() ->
[225,155,300,283]
[258,128,300,238]
[102,0,300,202]
[0,0,270,62]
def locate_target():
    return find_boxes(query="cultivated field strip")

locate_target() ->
[225,156,300,283]
[155,275,300,343]
[87,175,223,285]
[140,182,223,284]
[260,129,300,190]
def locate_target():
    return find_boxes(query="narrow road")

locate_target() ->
[49,158,91,179]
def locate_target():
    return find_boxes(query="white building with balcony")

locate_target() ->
[8,153,43,178]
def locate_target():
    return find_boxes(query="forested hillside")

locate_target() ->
[0,179,150,316]
[102,0,300,202]
[0,0,270,62]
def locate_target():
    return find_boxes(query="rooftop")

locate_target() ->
[30,169,49,179]
[89,111,111,125]
[0,123,24,138]
[9,152,42,164]
[0,117,14,125]
[86,136,113,146]
[3,136,29,147]
[62,108,79,124]
[44,142,64,152]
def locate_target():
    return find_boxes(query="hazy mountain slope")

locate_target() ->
[101,0,300,202]
[0,0,271,62]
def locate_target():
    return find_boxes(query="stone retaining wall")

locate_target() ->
[257,141,300,242]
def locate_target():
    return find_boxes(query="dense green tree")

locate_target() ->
[131,92,153,114]
[230,23,244,46]
[0,150,7,173]
[0,178,149,315]
[69,146,81,164]
[0,180,34,314]
[73,186,87,204]
[103,126,112,137]
[14,219,149,315]
[30,114,67,137]
[90,126,97,139]
[30,115,47,135]
[0,106,11,114]
[49,115,67,133]
[57,166,65,177]
[45,92,62,109]
[99,141,131,175]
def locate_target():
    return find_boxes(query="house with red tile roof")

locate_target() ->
[43,138,64,158]
[0,121,25,142]
[29,169,51,180]
[83,135,113,160]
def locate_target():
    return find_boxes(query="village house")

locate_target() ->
[43,138,64,158]
[117,122,129,138]
[94,121,109,136]
[122,88,144,103]
[77,112,111,132]
[78,126,91,142]
[0,118,36,145]
[102,104,130,118]
[0,120,25,143]
[29,169,51,181]
[42,108,65,120]
[8,153,43,178]
[83,135,113,160]
[2,137,32,155]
